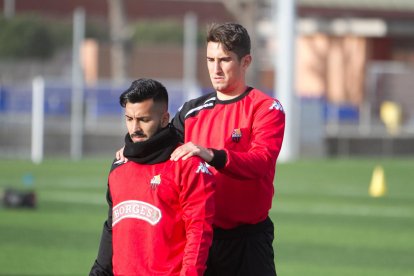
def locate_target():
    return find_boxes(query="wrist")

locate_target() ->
[206,148,214,163]
[207,149,227,169]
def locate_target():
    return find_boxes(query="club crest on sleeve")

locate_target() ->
[269,100,284,113]
[150,174,161,190]
[196,162,212,175]
[231,128,242,142]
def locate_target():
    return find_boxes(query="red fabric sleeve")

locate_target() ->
[220,99,285,180]
[178,158,215,276]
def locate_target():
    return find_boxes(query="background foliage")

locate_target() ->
[0,15,202,60]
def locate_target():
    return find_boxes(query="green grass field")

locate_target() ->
[0,158,413,275]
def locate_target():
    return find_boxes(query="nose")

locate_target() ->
[213,60,222,74]
[131,120,142,133]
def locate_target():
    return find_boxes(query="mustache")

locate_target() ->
[130,131,146,138]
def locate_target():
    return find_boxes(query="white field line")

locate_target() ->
[37,180,106,189]
[272,203,414,219]
[277,188,414,200]
[40,191,106,205]
[41,191,414,219]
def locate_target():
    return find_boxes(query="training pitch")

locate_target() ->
[0,158,413,275]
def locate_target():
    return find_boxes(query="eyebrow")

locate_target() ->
[125,114,151,119]
[206,56,232,60]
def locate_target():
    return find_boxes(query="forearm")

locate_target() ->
[181,219,213,276]
[180,159,215,275]
[212,109,285,179]
[89,221,113,276]
[90,188,113,275]
[220,147,278,179]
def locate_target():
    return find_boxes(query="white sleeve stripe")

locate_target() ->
[184,96,216,118]
[184,102,214,118]
[204,97,216,104]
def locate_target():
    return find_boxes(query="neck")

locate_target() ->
[216,85,248,101]
[123,124,180,164]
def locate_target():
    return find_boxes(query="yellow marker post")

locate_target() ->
[369,165,387,197]
[380,101,402,136]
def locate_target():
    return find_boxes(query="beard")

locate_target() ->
[130,123,164,143]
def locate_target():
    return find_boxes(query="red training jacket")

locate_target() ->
[109,157,215,275]
[172,87,285,229]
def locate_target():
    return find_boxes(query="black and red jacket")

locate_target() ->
[90,125,215,276]
[172,87,285,229]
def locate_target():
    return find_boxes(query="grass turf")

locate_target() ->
[0,158,413,275]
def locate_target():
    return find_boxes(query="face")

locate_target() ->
[206,41,251,99]
[125,99,169,143]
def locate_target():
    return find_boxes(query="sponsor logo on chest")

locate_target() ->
[112,200,162,226]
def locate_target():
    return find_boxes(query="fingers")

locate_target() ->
[170,146,188,161]
[115,146,128,162]
[170,143,196,161]
[181,152,194,161]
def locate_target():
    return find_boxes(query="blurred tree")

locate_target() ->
[0,16,54,59]
[131,20,183,45]
[0,15,107,60]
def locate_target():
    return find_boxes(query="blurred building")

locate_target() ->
[1,0,414,157]
[2,0,414,96]
[2,0,414,102]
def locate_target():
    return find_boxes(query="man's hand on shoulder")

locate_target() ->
[170,142,214,163]
[115,146,128,162]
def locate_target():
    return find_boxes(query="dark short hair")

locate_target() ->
[206,22,251,60]
[119,78,168,109]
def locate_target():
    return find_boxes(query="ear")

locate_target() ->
[242,54,252,69]
[161,112,170,128]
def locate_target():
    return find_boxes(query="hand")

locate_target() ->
[170,142,214,162]
[115,146,128,162]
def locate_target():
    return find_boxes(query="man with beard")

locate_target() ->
[117,23,285,276]
[90,78,215,276]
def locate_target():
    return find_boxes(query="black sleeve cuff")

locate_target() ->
[89,260,113,276]
[208,149,227,170]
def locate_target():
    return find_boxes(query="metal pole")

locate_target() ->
[71,8,85,160]
[31,77,45,164]
[4,0,15,19]
[107,0,128,84]
[183,12,200,101]
[274,0,299,162]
